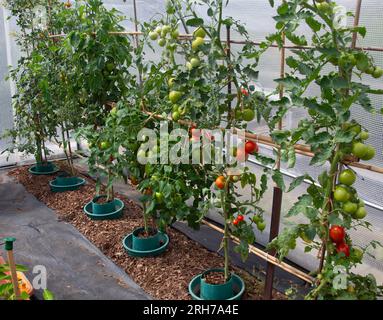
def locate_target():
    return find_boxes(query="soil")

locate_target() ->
[136,229,158,238]
[94,196,113,204]
[203,271,227,285]
[8,163,286,300]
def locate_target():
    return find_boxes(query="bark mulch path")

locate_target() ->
[8,164,285,300]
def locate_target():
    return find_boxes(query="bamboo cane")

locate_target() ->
[202,220,314,284]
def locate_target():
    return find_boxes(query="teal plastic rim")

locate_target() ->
[83,198,125,220]
[122,231,169,257]
[49,177,86,192]
[188,272,245,300]
[29,163,59,175]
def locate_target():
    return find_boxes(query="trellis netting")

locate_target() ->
[0,0,382,282]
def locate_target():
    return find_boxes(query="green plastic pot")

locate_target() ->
[83,197,124,220]
[122,229,169,257]
[92,195,116,215]
[49,175,86,192]
[132,227,162,251]
[188,269,245,300]
[29,162,59,175]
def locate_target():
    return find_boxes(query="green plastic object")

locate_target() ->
[83,197,124,220]
[29,162,59,175]
[188,269,245,300]
[4,237,16,251]
[122,230,169,257]
[91,195,117,215]
[132,227,162,251]
[49,176,86,192]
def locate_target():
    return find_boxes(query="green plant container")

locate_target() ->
[92,195,116,215]
[122,229,169,257]
[29,162,59,175]
[49,176,86,192]
[132,227,162,251]
[188,269,245,300]
[83,197,124,220]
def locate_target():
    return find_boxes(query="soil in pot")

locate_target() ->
[94,196,113,205]
[132,227,162,252]
[199,268,235,300]
[203,271,227,285]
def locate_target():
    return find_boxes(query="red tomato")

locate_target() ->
[329,225,345,244]
[245,141,259,154]
[233,219,239,226]
[215,176,226,190]
[336,242,350,257]
[241,88,249,96]
[237,215,244,222]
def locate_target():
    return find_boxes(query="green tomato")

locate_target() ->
[358,199,365,207]
[354,207,367,219]
[360,145,375,161]
[172,111,180,121]
[343,201,358,215]
[334,186,350,202]
[155,192,164,203]
[100,141,110,150]
[172,104,180,113]
[155,26,162,34]
[234,109,242,121]
[352,142,368,159]
[169,91,182,104]
[171,30,179,39]
[372,67,383,79]
[257,221,266,232]
[190,57,200,68]
[192,37,205,51]
[360,131,369,140]
[242,109,255,122]
[158,38,166,47]
[194,27,206,39]
[149,31,158,41]
[366,66,375,75]
[339,169,356,186]
[186,62,193,71]
[350,124,362,135]
[162,25,171,35]
[316,2,331,12]
[168,78,175,87]
[353,247,364,262]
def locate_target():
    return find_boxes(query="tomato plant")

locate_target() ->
[267,0,383,300]
[2,1,64,165]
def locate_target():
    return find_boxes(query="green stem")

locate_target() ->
[220,178,231,282]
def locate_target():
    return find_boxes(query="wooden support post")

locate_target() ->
[263,186,283,299]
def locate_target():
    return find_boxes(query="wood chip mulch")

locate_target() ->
[8,164,285,300]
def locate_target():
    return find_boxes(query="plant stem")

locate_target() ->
[220,178,231,282]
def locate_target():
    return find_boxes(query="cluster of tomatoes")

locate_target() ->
[334,168,367,220]
[329,225,350,257]
[149,24,179,49]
